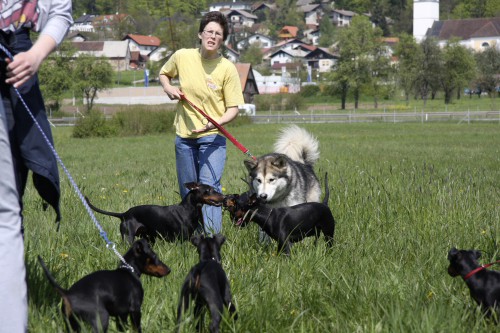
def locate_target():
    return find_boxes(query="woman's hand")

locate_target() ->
[192,122,215,133]
[5,50,43,88]
[163,85,184,100]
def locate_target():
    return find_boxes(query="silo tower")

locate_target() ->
[413,0,439,42]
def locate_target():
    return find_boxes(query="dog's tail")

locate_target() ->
[38,256,75,318]
[37,256,67,296]
[274,125,319,165]
[322,172,329,206]
[85,196,124,219]
[176,277,193,333]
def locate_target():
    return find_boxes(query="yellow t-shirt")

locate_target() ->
[160,48,245,138]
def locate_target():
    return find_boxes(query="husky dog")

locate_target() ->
[244,125,321,208]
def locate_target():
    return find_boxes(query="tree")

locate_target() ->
[475,47,500,97]
[73,54,114,112]
[39,41,76,112]
[240,43,263,65]
[318,13,336,47]
[371,0,391,36]
[394,33,422,105]
[329,59,351,110]
[414,38,442,106]
[440,39,476,104]
[367,36,394,108]
[336,16,382,109]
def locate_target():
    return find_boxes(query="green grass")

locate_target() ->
[25,122,500,332]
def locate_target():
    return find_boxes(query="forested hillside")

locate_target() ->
[73,0,500,38]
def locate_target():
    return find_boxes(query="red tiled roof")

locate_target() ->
[125,34,161,46]
[279,26,299,37]
[235,63,251,91]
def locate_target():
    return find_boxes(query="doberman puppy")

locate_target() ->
[447,247,500,319]
[177,234,237,333]
[38,239,170,333]
[85,182,225,244]
[224,175,335,256]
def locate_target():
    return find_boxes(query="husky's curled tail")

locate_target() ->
[274,125,320,165]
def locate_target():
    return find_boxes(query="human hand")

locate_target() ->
[164,86,184,100]
[5,50,43,88]
[192,122,215,133]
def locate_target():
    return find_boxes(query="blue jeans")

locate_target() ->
[175,134,226,235]
[0,92,27,332]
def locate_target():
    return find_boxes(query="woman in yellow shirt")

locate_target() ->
[159,11,244,235]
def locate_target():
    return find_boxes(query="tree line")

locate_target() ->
[39,42,114,112]
[326,16,499,110]
[73,0,500,41]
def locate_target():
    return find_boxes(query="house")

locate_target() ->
[72,40,131,71]
[66,32,87,42]
[235,63,259,103]
[304,28,320,45]
[304,47,338,72]
[426,17,500,52]
[251,2,276,19]
[225,47,240,63]
[269,48,309,69]
[278,26,299,40]
[208,1,252,12]
[223,9,258,28]
[70,14,96,32]
[298,4,323,27]
[331,9,356,26]
[123,34,161,56]
[253,70,301,94]
[296,0,315,6]
[92,14,135,32]
[236,33,274,51]
[148,47,169,63]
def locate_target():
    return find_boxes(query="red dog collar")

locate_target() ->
[464,260,500,280]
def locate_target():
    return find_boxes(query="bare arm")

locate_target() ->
[159,73,183,100]
[192,106,239,133]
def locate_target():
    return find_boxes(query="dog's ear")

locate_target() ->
[472,250,482,259]
[271,155,287,169]
[448,247,459,260]
[185,182,200,191]
[214,234,226,247]
[133,239,147,254]
[244,159,257,172]
[191,234,203,247]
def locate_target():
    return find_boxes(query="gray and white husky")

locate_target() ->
[244,125,321,208]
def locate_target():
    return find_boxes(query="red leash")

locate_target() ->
[181,95,256,160]
[464,259,500,280]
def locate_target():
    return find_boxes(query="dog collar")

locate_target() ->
[464,260,500,280]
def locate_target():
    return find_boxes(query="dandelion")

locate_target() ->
[60,253,69,259]
[427,291,434,300]
[481,230,487,235]
[123,189,128,193]
[222,187,226,193]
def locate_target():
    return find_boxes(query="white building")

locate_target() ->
[413,0,439,42]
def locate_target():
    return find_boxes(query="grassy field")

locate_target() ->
[25,122,499,332]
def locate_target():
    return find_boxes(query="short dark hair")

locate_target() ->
[199,11,229,41]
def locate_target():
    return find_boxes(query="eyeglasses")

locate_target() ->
[202,30,223,38]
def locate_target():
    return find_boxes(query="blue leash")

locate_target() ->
[0,44,133,272]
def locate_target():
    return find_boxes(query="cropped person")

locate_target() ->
[159,11,244,235]
[0,1,73,332]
